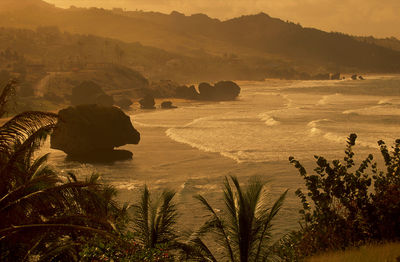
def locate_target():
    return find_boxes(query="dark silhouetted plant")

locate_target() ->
[189,176,287,262]
[0,87,128,260]
[285,134,400,259]
[131,186,179,249]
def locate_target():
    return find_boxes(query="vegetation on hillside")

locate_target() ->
[1,0,400,80]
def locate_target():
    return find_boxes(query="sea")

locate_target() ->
[42,75,400,239]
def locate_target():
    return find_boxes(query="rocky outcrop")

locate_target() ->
[161,101,177,109]
[175,85,199,99]
[144,80,199,99]
[71,81,114,106]
[312,73,330,80]
[351,74,358,80]
[358,75,365,80]
[138,80,240,101]
[198,81,241,100]
[139,94,156,109]
[115,97,133,109]
[50,104,140,162]
[331,73,341,80]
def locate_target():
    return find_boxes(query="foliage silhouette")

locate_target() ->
[131,185,179,248]
[0,81,128,260]
[189,176,287,262]
[284,134,400,259]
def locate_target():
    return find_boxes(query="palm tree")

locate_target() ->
[0,81,128,260]
[0,79,16,118]
[191,176,287,262]
[131,185,178,249]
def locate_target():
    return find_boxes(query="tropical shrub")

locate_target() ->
[285,134,400,259]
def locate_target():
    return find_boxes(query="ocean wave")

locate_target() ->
[166,128,217,153]
[166,127,272,163]
[258,112,280,126]
[281,94,294,107]
[317,93,342,105]
[285,80,342,89]
[378,99,393,105]
[132,121,179,128]
[307,119,333,128]
[323,132,377,149]
[343,104,400,116]
[166,127,242,163]
[110,181,141,190]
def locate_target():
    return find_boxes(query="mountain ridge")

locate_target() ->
[0,0,399,73]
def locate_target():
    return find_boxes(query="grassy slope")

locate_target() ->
[307,242,400,262]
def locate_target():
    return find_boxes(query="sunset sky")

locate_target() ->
[43,0,400,39]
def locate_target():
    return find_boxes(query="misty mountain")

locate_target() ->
[0,0,399,74]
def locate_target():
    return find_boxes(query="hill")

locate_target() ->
[0,0,399,76]
[354,36,400,52]
[0,27,286,82]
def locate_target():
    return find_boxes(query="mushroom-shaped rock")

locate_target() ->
[139,94,156,109]
[50,104,140,162]
[161,101,178,109]
[214,81,241,100]
[71,81,114,106]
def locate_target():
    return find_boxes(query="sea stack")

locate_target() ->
[50,104,140,162]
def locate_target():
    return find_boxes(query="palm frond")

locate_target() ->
[132,185,150,246]
[193,176,288,262]
[254,190,288,261]
[155,189,178,244]
[0,111,58,165]
[195,193,236,262]
[187,237,218,262]
[132,186,179,249]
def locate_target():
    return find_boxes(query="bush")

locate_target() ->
[80,233,174,262]
[282,134,400,259]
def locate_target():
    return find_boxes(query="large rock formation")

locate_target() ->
[144,80,199,99]
[198,81,241,100]
[174,85,199,99]
[161,101,177,109]
[51,104,140,162]
[71,81,114,106]
[139,94,156,109]
[115,96,133,109]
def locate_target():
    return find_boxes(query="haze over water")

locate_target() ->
[43,75,400,235]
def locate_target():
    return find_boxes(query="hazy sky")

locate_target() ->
[44,0,400,39]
